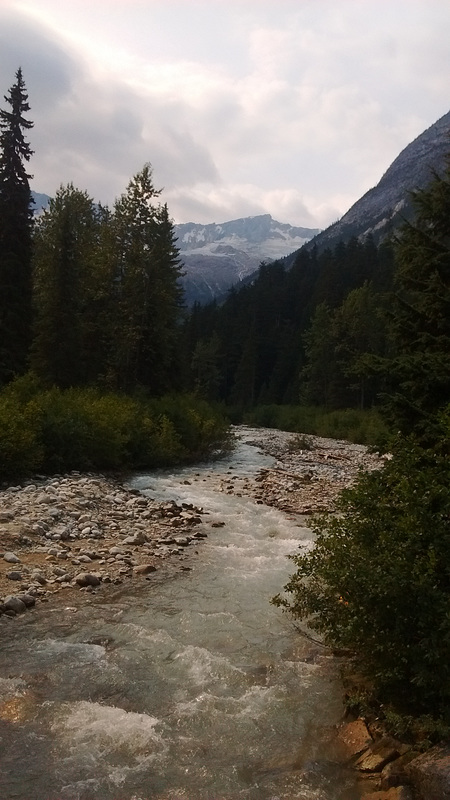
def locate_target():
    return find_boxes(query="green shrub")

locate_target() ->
[273,432,450,720]
[0,396,42,480]
[244,404,389,447]
[0,378,230,482]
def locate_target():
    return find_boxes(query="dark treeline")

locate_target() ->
[0,70,183,396]
[183,235,395,412]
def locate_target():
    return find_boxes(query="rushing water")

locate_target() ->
[0,430,360,800]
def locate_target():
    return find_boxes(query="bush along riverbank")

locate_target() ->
[0,376,231,484]
[265,421,450,800]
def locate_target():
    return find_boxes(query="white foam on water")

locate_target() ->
[173,643,242,686]
[34,638,106,663]
[174,683,273,721]
[115,622,178,651]
[52,700,168,786]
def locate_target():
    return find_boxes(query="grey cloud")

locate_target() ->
[0,9,220,206]
[0,10,81,110]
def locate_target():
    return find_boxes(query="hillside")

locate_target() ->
[292,109,450,258]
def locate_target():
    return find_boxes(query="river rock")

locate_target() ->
[3,595,27,614]
[380,752,416,790]
[16,593,36,607]
[133,564,157,575]
[360,789,413,800]
[356,738,400,773]
[3,551,21,563]
[31,571,47,584]
[6,571,23,581]
[74,572,101,587]
[174,536,191,546]
[337,719,373,759]
[406,744,450,800]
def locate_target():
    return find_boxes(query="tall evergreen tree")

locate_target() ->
[382,155,450,442]
[31,185,104,388]
[108,165,184,393]
[0,68,34,383]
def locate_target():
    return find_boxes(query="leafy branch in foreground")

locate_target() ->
[272,425,450,720]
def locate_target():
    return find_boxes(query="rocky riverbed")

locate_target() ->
[0,471,210,615]
[233,426,382,515]
[0,426,381,617]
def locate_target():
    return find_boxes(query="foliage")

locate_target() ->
[107,168,184,394]
[0,378,230,482]
[31,184,106,387]
[0,68,34,384]
[244,404,389,447]
[0,394,42,479]
[380,157,450,444]
[272,429,450,720]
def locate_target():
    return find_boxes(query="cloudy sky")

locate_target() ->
[1,1,449,228]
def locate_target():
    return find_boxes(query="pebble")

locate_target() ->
[6,571,22,581]
[3,552,20,563]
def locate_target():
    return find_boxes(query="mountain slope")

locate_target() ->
[298,110,450,256]
[31,191,51,213]
[175,214,320,304]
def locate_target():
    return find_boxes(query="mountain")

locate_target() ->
[175,214,320,305]
[294,110,450,258]
[31,191,51,213]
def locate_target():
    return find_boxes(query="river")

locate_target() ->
[0,429,360,800]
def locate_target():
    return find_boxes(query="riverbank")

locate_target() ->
[0,471,212,615]
[231,426,382,514]
[0,426,381,616]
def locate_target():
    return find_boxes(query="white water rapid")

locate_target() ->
[0,429,360,800]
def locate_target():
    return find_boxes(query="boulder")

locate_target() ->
[356,738,401,773]
[337,719,373,759]
[380,752,416,790]
[74,572,101,587]
[406,744,450,800]
[3,595,27,614]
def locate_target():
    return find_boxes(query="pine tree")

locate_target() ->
[383,155,450,441]
[108,165,184,393]
[31,185,103,388]
[0,68,34,383]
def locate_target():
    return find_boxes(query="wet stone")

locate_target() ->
[74,572,101,587]
[3,552,21,563]
[3,596,27,614]
[6,572,23,581]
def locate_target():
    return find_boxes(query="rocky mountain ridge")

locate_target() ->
[175,214,320,305]
[30,193,319,306]
[297,109,450,257]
